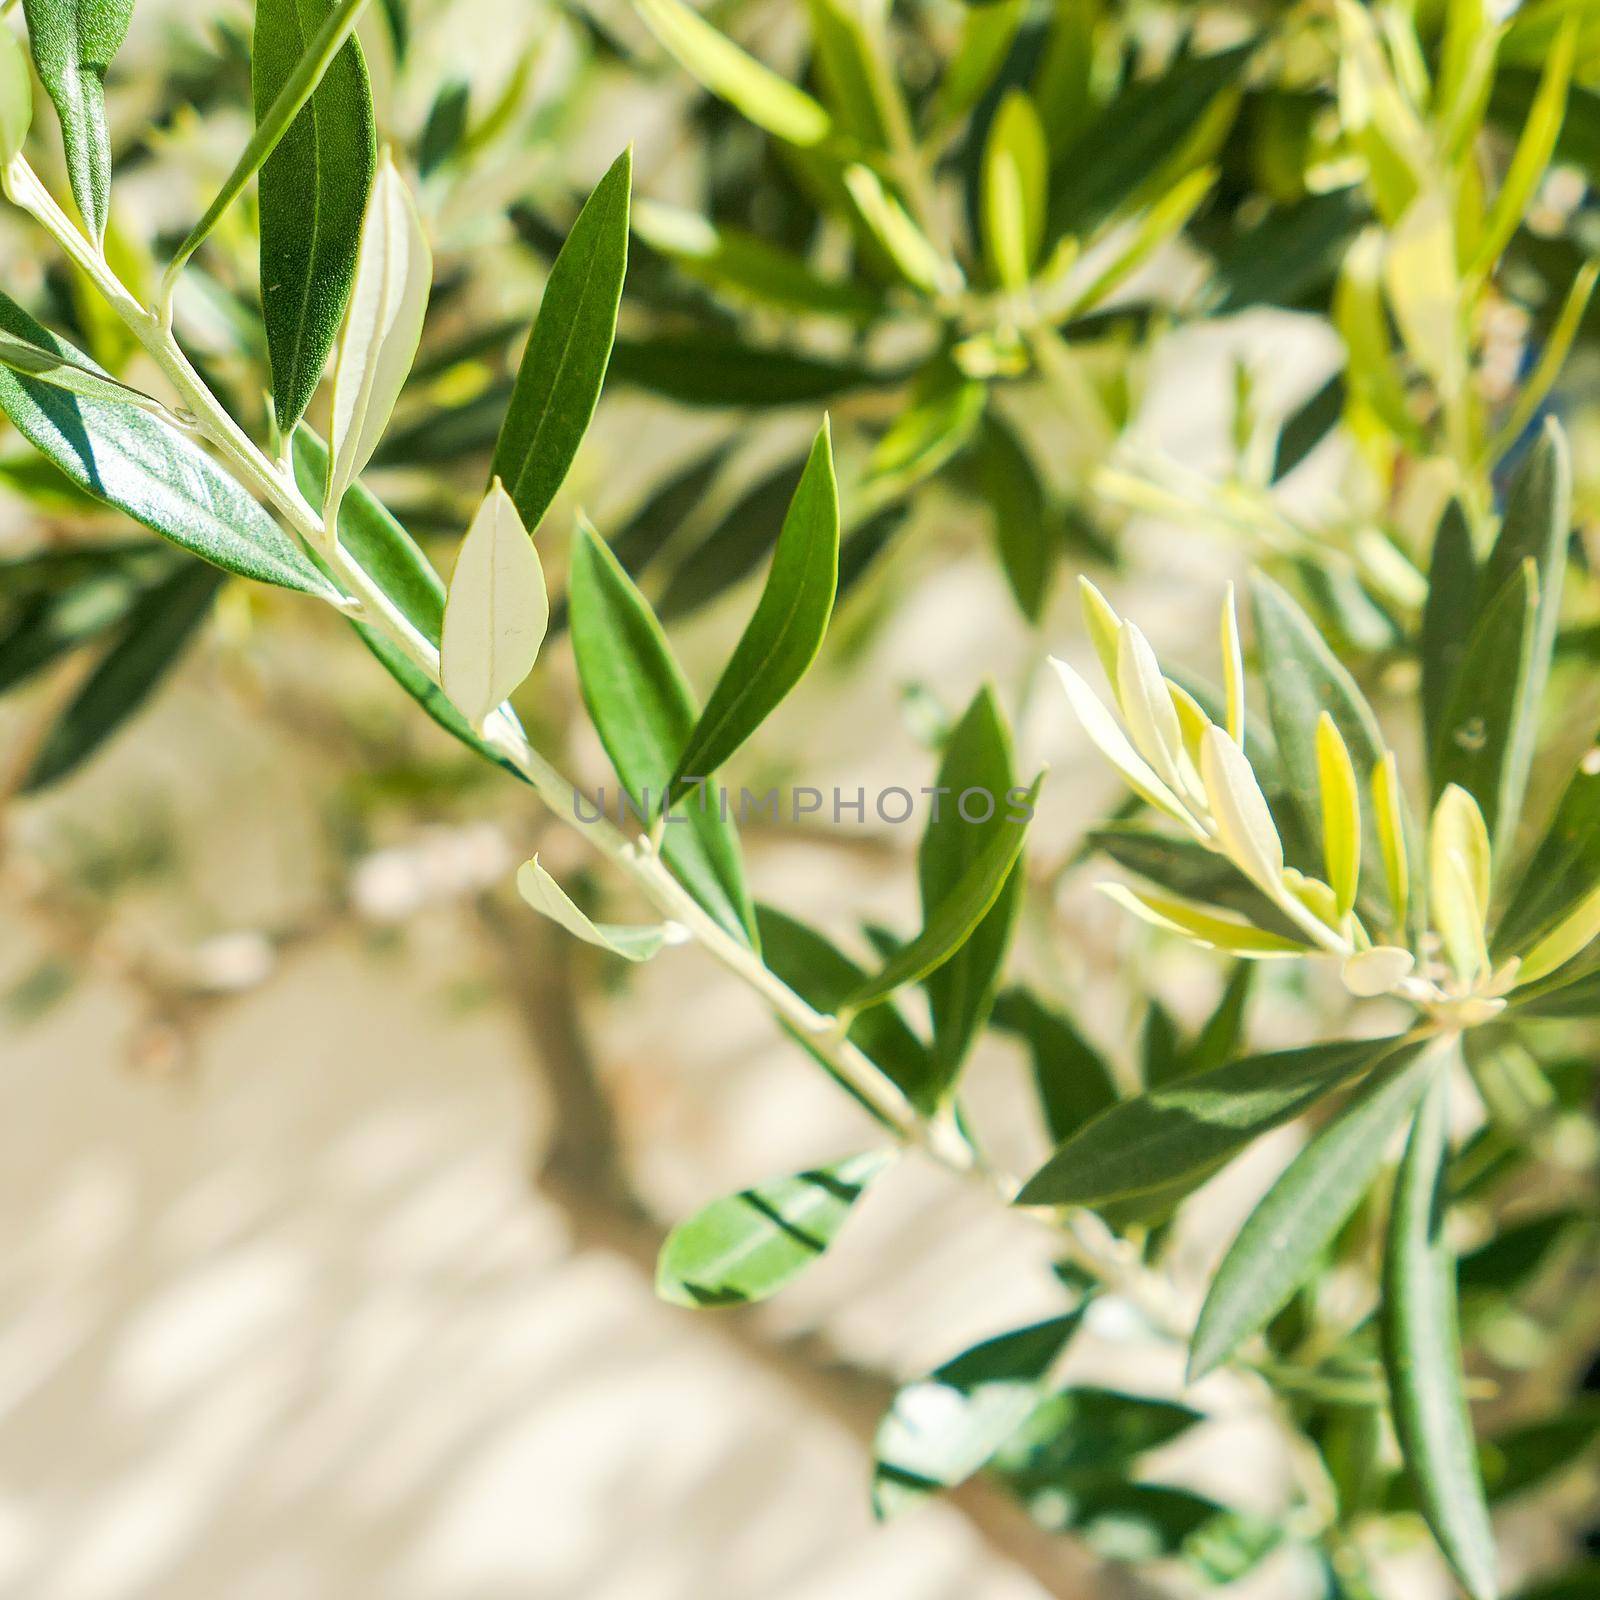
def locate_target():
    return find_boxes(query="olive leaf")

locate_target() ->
[0,290,340,600]
[567,518,757,946]
[666,420,839,803]
[515,856,675,963]
[1383,1069,1500,1600]
[656,1150,892,1307]
[255,0,377,434]
[440,480,548,728]
[991,987,1118,1145]
[20,0,135,243]
[325,151,432,528]
[982,88,1048,289]
[0,22,33,161]
[491,148,631,530]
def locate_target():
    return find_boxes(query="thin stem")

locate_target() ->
[156,0,375,323]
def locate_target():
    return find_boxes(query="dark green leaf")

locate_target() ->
[254,0,377,433]
[608,333,884,407]
[656,1150,891,1307]
[1016,1035,1407,1208]
[1140,1000,1184,1089]
[755,905,941,1117]
[1189,1040,1435,1378]
[668,421,839,800]
[872,1314,1082,1518]
[1506,1564,1600,1600]
[919,686,1022,1086]
[0,292,340,600]
[25,560,223,790]
[1494,763,1600,957]
[418,78,469,176]
[1382,1072,1498,1600]
[1421,502,1478,766]
[1430,560,1537,847]
[977,413,1057,622]
[491,149,631,529]
[847,774,1039,1014]
[991,987,1118,1145]
[1459,1210,1583,1299]
[1183,963,1255,1078]
[1211,188,1366,316]
[1271,372,1344,483]
[1482,1402,1600,1504]
[992,1387,1201,1487]
[568,520,756,945]
[21,0,135,244]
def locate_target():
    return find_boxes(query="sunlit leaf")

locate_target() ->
[991,987,1118,1145]
[982,88,1048,289]
[0,23,33,162]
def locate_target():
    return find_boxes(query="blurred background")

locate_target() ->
[2,0,1597,1596]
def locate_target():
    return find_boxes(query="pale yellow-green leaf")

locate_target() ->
[1221,581,1245,746]
[1201,725,1285,892]
[440,480,549,726]
[1050,656,1202,836]
[1100,883,1306,958]
[981,88,1048,290]
[1372,751,1410,932]
[1284,867,1342,930]
[1384,189,1462,399]
[1430,784,1491,981]
[326,153,432,527]
[1342,945,1416,997]
[843,164,952,295]
[1515,880,1600,986]
[1336,229,1418,438]
[1065,165,1216,317]
[1472,18,1573,274]
[516,856,679,962]
[1167,678,1212,768]
[1077,575,1122,686]
[1116,623,1188,797]
[634,0,832,147]
[0,25,30,163]
[1316,711,1362,917]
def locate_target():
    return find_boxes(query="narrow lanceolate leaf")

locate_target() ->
[0,23,32,161]
[440,481,548,727]
[982,88,1048,289]
[873,1315,1082,1519]
[516,857,674,963]
[667,421,838,801]
[1383,1071,1500,1600]
[846,775,1039,1014]
[1384,189,1462,398]
[634,0,831,147]
[1430,783,1491,982]
[255,0,377,433]
[1421,503,1478,775]
[843,164,949,296]
[20,0,134,243]
[568,519,756,946]
[919,687,1023,1087]
[990,987,1118,1146]
[1221,583,1245,745]
[1493,764,1600,961]
[1016,1035,1406,1208]
[491,149,630,530]
[1189,1040,1434,1378]
[0,333,173,416]
[1078,578,1122,685]
[1316,713,1361,917]
[1201,726,1284,893]
[0,292,339,600]
[1514,882,1600,987]
[325,153,431,526]
[656,1150,891,1307]
[24,560,224,791]
[1372,752,1410,934]
[1101,883,1306,957]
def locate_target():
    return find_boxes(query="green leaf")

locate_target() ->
[1382,1071,1499,1600]
[1183,963,1254,1078]
[847,774,1039,1015]
[1506,1567,1600,1600]
[992,1386,1201,1487]
[844,164,950,296]
[1492,763,1600,959]
[1015,1034,1407,1208]
[491,148,631,530]
[20,0,134,243]
[1421,501,1479,763]
[634,0,832,147]
[1430,560,1538,848]
[991,987,1118,1146]
[656,1150,890,1307]
[25,560,224,791]
[804,0,894,147]
[919,686,1023,1085]
[568,519,756,946]
[976,412,1057,623]
[0,23,34,164]
[1459,1209,1583,1299]
[516,856,671,962]
[0,292,340,601]
[1482,1403,1600,1505]
[872,1314,1083,1518]
[755,905,941,1118]
[608,333,883,408]
[290,426,528,780]
[254,0,377,433]
[1189,1039,1435,1378]
[667,420,839,801]
[935,0,1025,128]
[982,88,1048,289]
